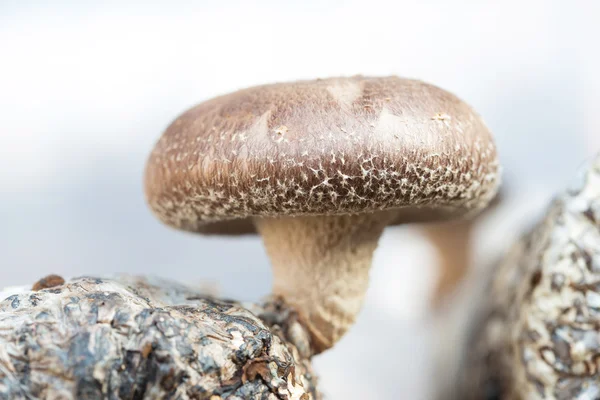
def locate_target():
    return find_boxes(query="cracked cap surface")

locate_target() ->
[144,76,500,233]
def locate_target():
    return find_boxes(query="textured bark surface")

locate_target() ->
[0,276,320,400]
[457,155,600,399]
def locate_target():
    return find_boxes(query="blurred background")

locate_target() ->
[1,1,599,398]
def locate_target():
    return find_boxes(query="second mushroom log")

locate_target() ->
[454,155,600,399]
[144,76,501,355]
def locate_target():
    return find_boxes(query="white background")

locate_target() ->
[1,1,599,398]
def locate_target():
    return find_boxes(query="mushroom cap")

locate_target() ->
[144,76,499,234]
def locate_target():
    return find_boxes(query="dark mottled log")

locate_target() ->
[457,155,600,399]
[0,276,320,400]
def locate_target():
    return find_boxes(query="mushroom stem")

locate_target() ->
[424,219,475,308]
[254,211,397,354]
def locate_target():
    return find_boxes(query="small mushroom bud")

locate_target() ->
[144,76,500,354]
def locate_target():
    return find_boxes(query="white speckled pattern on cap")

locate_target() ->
[144,76,499,234]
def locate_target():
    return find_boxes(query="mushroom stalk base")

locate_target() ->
[255,211,396,354]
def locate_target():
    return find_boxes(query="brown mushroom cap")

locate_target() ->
[145,76,499,233]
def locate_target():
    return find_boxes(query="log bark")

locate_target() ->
[0,275,320,400]
[456,155,600,399]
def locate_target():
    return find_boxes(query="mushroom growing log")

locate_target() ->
[456,154,600,399]
[0,275,319,400]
